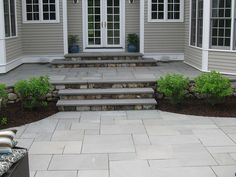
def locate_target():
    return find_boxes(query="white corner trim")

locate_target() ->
[0,0,6,65]
[140,0,144,54]
[143,53,184,61]
[82,0,86,51]
[63,0,68,55]
[201,0,210,72]
[0,54,64,73]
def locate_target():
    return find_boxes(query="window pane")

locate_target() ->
[151,0,164,20]
[4,0,10,37]
[210,0,231,49]
[26,0,39,21]
[167,0,180,20]
[10,0,16,36]
[42,0,57,20]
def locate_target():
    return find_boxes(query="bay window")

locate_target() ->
[149,0,184,22]
[23,0,59,23]
[4,0,16,38]
[190,0,203,47]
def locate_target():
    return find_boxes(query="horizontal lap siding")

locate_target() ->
[184,0,202,69]
[144,0,185,53]
[209,51,236,74]
[22,0,64,55]
[5,0,23,62]
[125,0,140,48]
[67,1,83,50]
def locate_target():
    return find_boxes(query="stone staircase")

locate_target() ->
[53,80,157,111]
[51,52,157,68]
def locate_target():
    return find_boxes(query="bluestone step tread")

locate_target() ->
[65,52,143,58]
[58,88,154,95]
[52,59,156,64]
[57,99,157,106]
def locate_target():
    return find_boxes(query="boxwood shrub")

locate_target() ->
[157,74,189,105]
[194,71,233,105]
[0,83,7,109]
[15,76,52,109]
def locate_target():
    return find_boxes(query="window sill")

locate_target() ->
[147,19,184,23]
[22,20,60,24]
[188,45,203,50]
[5,36,18,40]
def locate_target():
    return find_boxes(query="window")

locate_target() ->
[23,0,59,23]
[190,0,203,47]
[210,0,232,49]
[4,0,17,38]
[149,0,184,22]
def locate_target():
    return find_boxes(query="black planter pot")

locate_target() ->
[127,44,139,52]
[69,44,80,53]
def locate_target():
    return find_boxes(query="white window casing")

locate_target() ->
[22,0,60,24]
[148,0,184,22]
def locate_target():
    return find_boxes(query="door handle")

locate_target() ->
[101,22,103,28]
[104,22,107,28]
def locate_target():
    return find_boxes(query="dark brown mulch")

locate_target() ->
[157,97,236,117]
[0,101,58,130]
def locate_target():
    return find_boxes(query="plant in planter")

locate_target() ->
[157,74,189,105]
[68,35,80,53]
[194,71,233,105]
[127,33,139,52]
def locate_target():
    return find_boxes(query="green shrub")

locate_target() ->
[157,74,189,104]
[194,71,233,105]
[15,76,52,109]
[0,84,8,108]
[0,117,8,126]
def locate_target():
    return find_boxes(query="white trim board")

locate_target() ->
[143,53,184,61]
[0,54,64,73]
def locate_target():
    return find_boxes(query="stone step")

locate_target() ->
[58,88,154,100]
[52,79,156,89]
[64,52,143,61]
[57,99,157,111]
[51,59,157,68]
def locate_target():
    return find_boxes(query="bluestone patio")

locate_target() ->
[11,110,236,177]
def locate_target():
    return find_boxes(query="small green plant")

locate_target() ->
[0,84,8,109]
[194,71,233,105]
[157,74,189,105]
[0,117,8,126]
[127,33,139,44]
[15,76,52,109]
[68,35,79,45]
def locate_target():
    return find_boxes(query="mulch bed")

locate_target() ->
[157,97,236,117]
[0,101,58,130]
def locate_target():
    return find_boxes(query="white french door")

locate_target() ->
[84,0,124,48]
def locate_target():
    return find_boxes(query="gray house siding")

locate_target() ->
[209,51,236,74]
[67,1,83,50]
[21,0,64,56]
[5,0,23,62]
[125,0,140,49]
[184,0,202,70]
[144,0,185,53]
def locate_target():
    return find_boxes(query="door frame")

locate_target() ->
[82,0,125,52]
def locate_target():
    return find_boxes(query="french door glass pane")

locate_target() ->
[107,0,120,45]
[87,0,101,45]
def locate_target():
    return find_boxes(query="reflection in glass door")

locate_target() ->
[87,0,102,46]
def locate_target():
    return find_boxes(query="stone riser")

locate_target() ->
[60,93,153,100]
[52,63,156,68]
[56,83,156,90]
[58,104,156,111]
[66,56,142,61]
